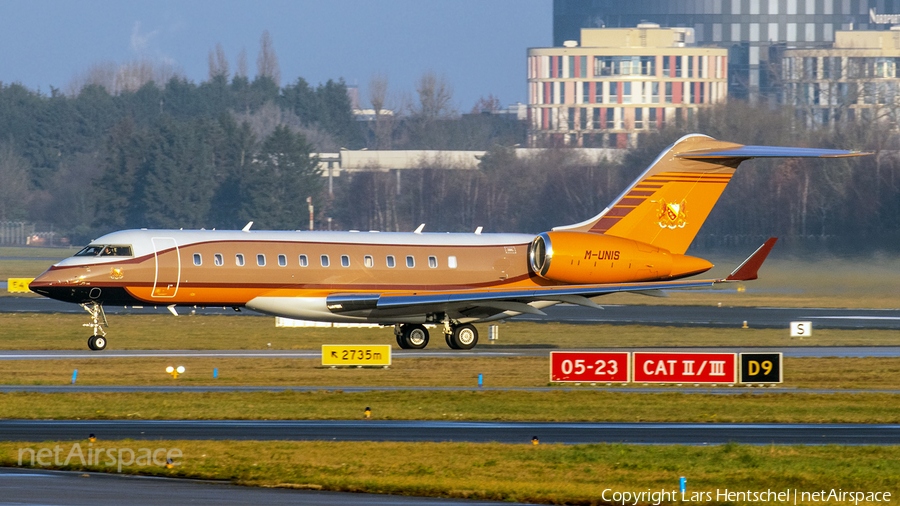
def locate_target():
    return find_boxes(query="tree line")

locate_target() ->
[0,47,897,252]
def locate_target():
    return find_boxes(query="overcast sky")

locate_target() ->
[0,0,551,111]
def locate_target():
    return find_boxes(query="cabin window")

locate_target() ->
[193,253,202,266]
[257,254,266,267]
[236,254,245,266]
[364,255,374,268]
[428,256,437,268]
[299,254,308,267]
[341,255,350,267]
[214,254,224,266]
[278,254,287,267]
[321,255,330,267]
[448,255,458,269]
[406,255,415,268]
[386,255,395,268]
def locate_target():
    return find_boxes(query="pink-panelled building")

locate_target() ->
[527,25,729,148]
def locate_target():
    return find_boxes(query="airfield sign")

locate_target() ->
[632,352,736,384]
[322,345,391,366]
[549,352,629,382]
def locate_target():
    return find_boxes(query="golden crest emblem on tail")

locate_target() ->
[658,199,687,229]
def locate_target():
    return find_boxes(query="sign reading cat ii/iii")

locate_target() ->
[322,345,391,366]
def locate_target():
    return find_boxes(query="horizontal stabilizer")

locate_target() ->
[678,145,868,160]
[726,238,778,281]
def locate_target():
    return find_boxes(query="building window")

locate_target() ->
[341,255,350,267]
[278,254,287,267]
[406,255,415,268]
[299,254,308,267]
[193,253,202,266]
[214,253,223,266]
[560,83,565,103]
[568,107,576,130]
[606,108,615,129]
[428,256,438,268]
[649,108,657,130]
[688,56,693,78]
[651,82,660,104]
[593,108,602,129]
[257,254,265,267]
[622,82,632,104]
[665,82,673,103]
[364,255,374,268]
[386,255,395,268]
[635,108,643,129]
[582,82,590,104]
[448,256,458,269]
[580,108,587,130]
[321,255,330,267]
[610,82,618,103]
[568,55,575,78]
[675,57,683,78]
[235,254,245,266]
[580,55,587,78]
[595,82,604,103]
[663,57,670,77]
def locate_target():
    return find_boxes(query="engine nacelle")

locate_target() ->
[528,231,712,284]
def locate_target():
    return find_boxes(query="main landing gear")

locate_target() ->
[393,320,479,350]
[82,302,108,351]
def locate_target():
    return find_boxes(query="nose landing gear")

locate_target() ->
[82,302,108,351]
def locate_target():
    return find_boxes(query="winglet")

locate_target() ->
[726,238,778,281]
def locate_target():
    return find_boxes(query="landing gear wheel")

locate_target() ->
[450,324,478,350]
[400,324,429,349]
[445,332,458,349]
[87,335,107,351]
[396,332,407,349]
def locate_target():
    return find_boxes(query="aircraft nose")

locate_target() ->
[669,254,714,279]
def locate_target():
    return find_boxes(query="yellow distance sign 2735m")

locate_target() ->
[322,345,391,366]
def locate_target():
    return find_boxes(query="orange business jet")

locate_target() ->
[30,134,866,351]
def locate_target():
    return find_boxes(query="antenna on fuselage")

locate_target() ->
[414,224,425,234]
[242,221,253,232]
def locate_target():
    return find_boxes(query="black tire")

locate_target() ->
[396,332,407,349]
[450,324,478,350]
[87,336,97,351]
[445,332,458,349]
[401,324,429,349]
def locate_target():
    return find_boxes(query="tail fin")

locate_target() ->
[554,134,866,255]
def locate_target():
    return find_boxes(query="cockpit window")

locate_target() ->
[101,245,133,257]
[75,245,133,257]
[75,245,105,257]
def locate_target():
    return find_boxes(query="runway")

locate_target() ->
[0,467,511,506]
[3,296,900,329]
[1,419,897,445]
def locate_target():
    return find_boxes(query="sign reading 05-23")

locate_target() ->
[549,352,629,382]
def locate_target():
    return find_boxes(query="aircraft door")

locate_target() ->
[151,237,181,298]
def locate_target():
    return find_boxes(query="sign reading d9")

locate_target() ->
[550,352,629,382]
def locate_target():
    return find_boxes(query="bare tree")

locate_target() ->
[412,70,455,119]
[233,102,338,152]
[237,47,249,78]
[256,30,281,86]
[208,43,230,80]
[368,73,394,149]
[67,61,118,95]
[0,145,31,221]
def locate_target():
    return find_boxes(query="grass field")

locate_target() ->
[1,390,898,423]
[2,313,899,350]
[1,356,899,391]
[2,440,897,504]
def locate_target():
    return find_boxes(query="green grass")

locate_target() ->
[1,314,899,350]
[1,356,900,390]
[2,440,898,504]
[1,390,898,423]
